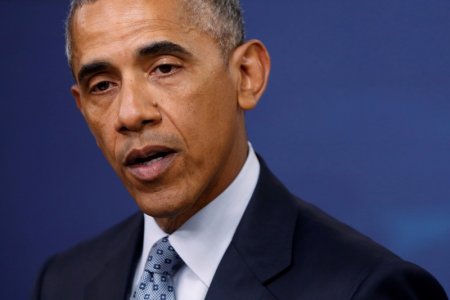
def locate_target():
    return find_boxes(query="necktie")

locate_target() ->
[131,237,183,300]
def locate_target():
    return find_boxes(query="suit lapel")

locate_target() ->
[207,160,299,298]
[205,245,276,300]
[84,213,144,300]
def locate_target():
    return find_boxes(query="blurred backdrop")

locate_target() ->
[1,1,449,298]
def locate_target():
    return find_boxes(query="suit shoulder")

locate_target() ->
[283,197,447,298]
[291,197,402,275]
[293,197,397,262]
[351,260,448,299]
[52,212,143,264]
[33,213,143,299]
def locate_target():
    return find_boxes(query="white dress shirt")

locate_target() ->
[131,144,260,300]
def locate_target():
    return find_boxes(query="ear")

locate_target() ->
[230,40,271,110]
[71,84,84,114]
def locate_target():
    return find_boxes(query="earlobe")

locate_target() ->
[233,40,271,110]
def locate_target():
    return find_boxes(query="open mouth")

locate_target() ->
[124,146,177,181]
[125,146,176,166]
[130,151,173,166]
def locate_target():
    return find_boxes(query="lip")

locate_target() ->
[124,145,177,182]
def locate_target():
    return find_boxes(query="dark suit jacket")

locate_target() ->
[33,161,448,299]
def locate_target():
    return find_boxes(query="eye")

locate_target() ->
[90,81,114,94]
[153,64,180,76]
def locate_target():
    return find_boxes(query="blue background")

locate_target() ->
[1,1,449,298]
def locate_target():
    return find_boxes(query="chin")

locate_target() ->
[135,193,188,218]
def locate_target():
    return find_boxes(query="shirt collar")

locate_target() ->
[142,143,260,287]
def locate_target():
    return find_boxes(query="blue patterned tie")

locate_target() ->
[131,237,183,300]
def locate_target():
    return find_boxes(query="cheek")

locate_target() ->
[172,71,237,128]
[84,108,118,163]
[165,74,240,164]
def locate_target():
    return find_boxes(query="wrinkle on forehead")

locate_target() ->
[74,0,194,35]
[76,18,191,45]
[71,0,198,66]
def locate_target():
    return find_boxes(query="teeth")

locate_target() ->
[129,151,171,166]
[142,155,163,165]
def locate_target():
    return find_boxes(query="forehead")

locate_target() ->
[74,0,187,28]
[71,0,201,67]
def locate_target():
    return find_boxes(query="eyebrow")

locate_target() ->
[137,41,192,59]
[77,61,111,84]
[76,41,191,84]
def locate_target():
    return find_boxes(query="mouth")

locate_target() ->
[124,146,177,181]
[126,150,174,166]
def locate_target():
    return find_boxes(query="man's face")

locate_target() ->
[71,0,250,230]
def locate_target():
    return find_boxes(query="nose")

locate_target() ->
[114,79,161,133]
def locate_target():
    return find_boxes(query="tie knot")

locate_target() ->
[144,237,183,276]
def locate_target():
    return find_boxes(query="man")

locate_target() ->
[33,0,447,299]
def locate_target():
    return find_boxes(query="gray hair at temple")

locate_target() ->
[64,0,245,67]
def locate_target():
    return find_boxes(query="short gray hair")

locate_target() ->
[65,0,245,66]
